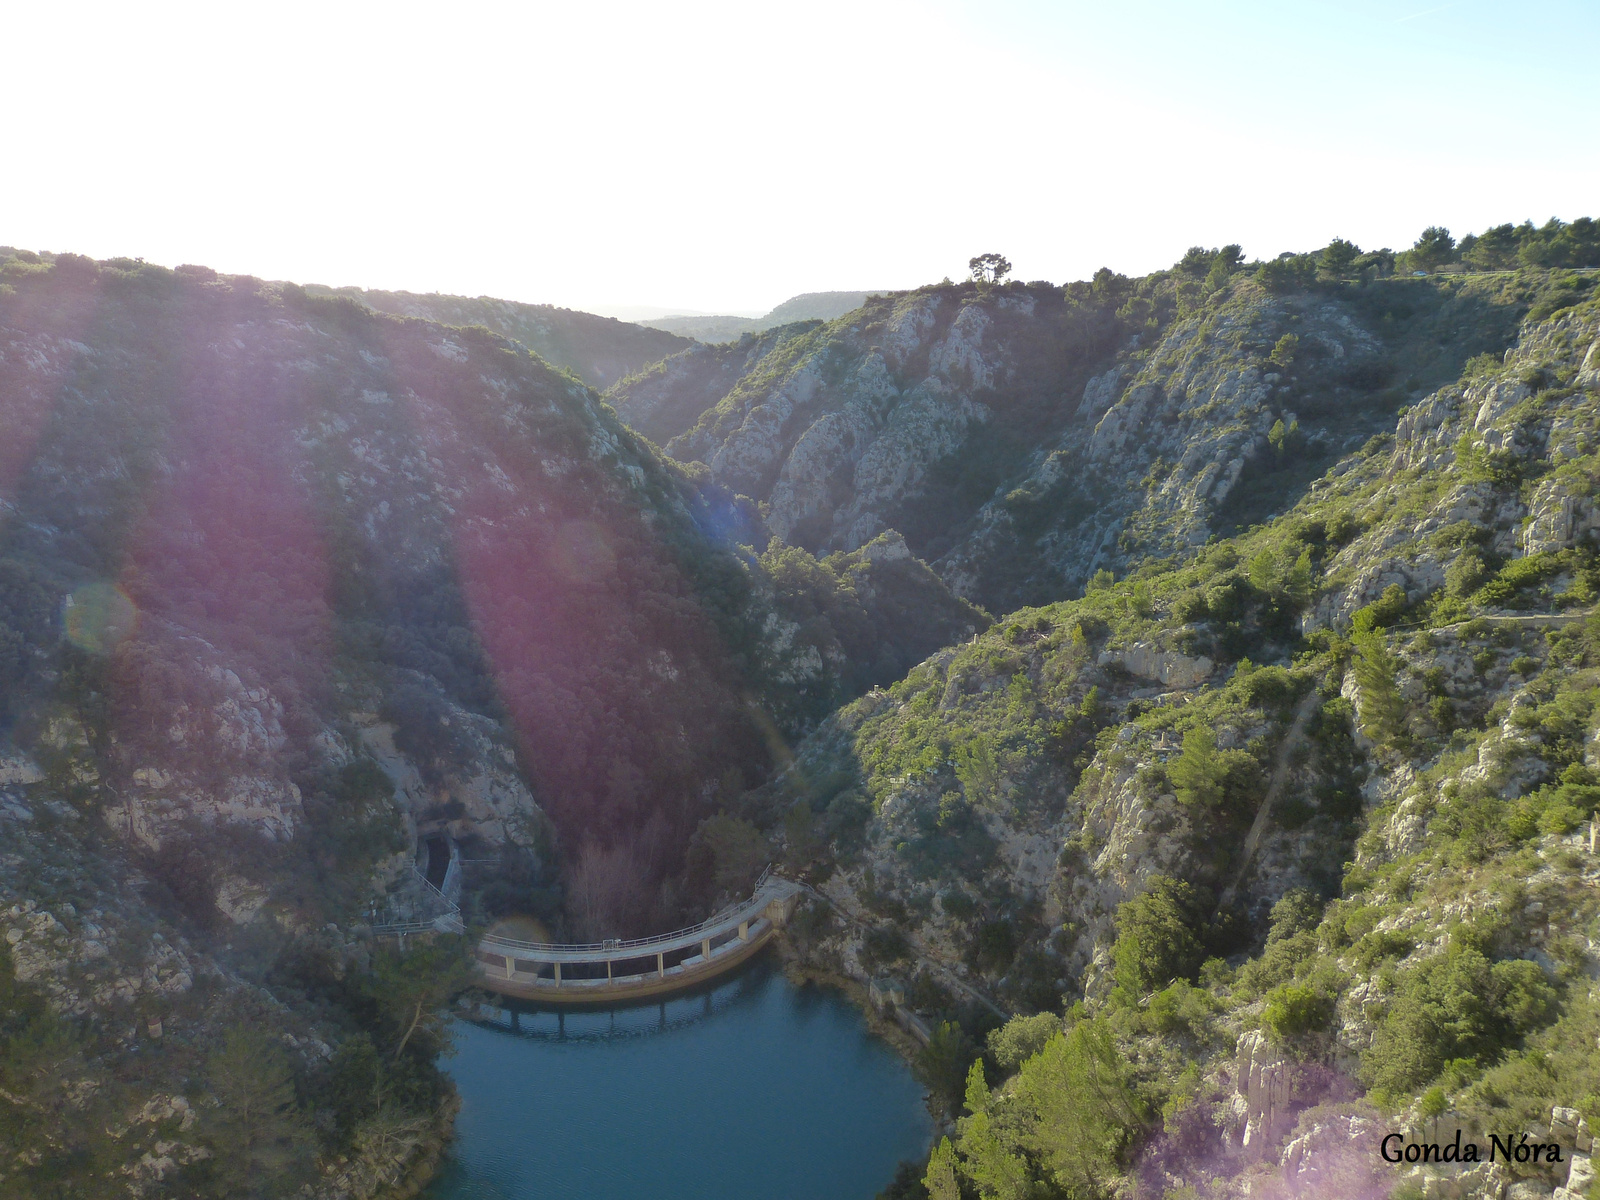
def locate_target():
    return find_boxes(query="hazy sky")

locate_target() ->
[4,0,1596,316]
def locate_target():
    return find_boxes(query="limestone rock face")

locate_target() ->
[610,278,1462,613]
[1551,1106,1593,1153]
[0,753,43,785]
[937,289,1391,610]
[1578,337,1600,390]
[1566,1153,1595,1195]
[1234,1030,1294,1151]
[1278,1108,1394,1199]
[1523,476,1600,554]
[654,292,1000,555]
[1311,301,1600,635]
[1097,641,1214,689]
[2,896,195,1018]
[359,713,547,856]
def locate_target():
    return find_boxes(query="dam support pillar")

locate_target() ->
[701,938,711,962]
[657,952,664,978]
[738,921,749,942]
[553,961,561,986]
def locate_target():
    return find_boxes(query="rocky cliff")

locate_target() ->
[5,231,1599,1200]
[741,270,1600,1200]
[608,271,1534,617]
[0,250,916,1197]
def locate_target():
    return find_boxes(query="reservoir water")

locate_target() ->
[426,954,932,1200]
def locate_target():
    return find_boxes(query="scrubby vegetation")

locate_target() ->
[300,284,693,389]
[4,219,1600,1198]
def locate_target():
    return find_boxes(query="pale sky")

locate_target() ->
[3,0,1596,316]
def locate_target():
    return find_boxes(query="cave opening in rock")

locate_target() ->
[423,834,451,890]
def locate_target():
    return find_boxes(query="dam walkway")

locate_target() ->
[474,868,805,1004]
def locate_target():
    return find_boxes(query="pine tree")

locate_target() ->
[1015,1018,1144,1195]
[1286,547,1314,608]
[1351,628,1406,745]
[1169,726,1226,807]
[924,1137,961,1200]
[955,1061,1030,1199]
[205,1027,314,1192]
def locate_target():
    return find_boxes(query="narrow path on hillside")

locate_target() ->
[1216,607,1591,909]
[1219,687,1323,908]
[1382,608,1592,637]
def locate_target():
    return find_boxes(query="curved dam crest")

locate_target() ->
[473,870,806,1004]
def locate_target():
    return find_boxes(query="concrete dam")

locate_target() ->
[474,869,805,1004]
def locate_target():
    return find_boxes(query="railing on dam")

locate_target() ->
[473,867,804,1004]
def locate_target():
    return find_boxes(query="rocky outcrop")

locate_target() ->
[0,252,807,1198]
[1097,641,1214,689]
[1233,1030,1295,1151]
[1523,477,1600,554]
[659,291,1004,554]
[938,286,1397,609]
[358,712,547,855]
[607,283,1135,587]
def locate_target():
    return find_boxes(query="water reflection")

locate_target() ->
[428,954,931,1200]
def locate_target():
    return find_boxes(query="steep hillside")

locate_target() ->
[640,313,764,343]
[0,250,760,1196]
[0,249,976,1197]
[301,284,693,388]
[735,279,1600,1200]
[940,271,1535,609]
[5,224,1597,1200]
[610,266,1546,618]
[610,278,1137,563]
[640,290,877,343]
[750,531,989,731]
[608,321,825,447]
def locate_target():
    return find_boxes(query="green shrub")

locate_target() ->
[1354,928,1415,970]
[1255,255,1316,294]
[1445,550,1488,598]
[1169,726,1226,807]
[1145,980,1219,1038]
[1474,552,1561,607]
[940,889,978,920]
[1112,876,1206,997]
[864,924,912,966]
[1351,628,1406,745]
[1362,938,1557,1092]
[1261,982,1333,1040]
[987,1012,1061,1072]
[1351,584,1409,632]
[917,1021,980,1114]
[972,920,1018,973]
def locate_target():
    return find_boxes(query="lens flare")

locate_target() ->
[549,519,617,586]
[62,582,138,654]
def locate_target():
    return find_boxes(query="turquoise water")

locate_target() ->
[426,955,932,1200]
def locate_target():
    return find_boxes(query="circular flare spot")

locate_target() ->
[63,582,138,655]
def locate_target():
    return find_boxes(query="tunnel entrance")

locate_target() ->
[422,834,450,890]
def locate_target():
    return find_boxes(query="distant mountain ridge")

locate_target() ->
[641,290,878,343]
[301,284,694,388]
